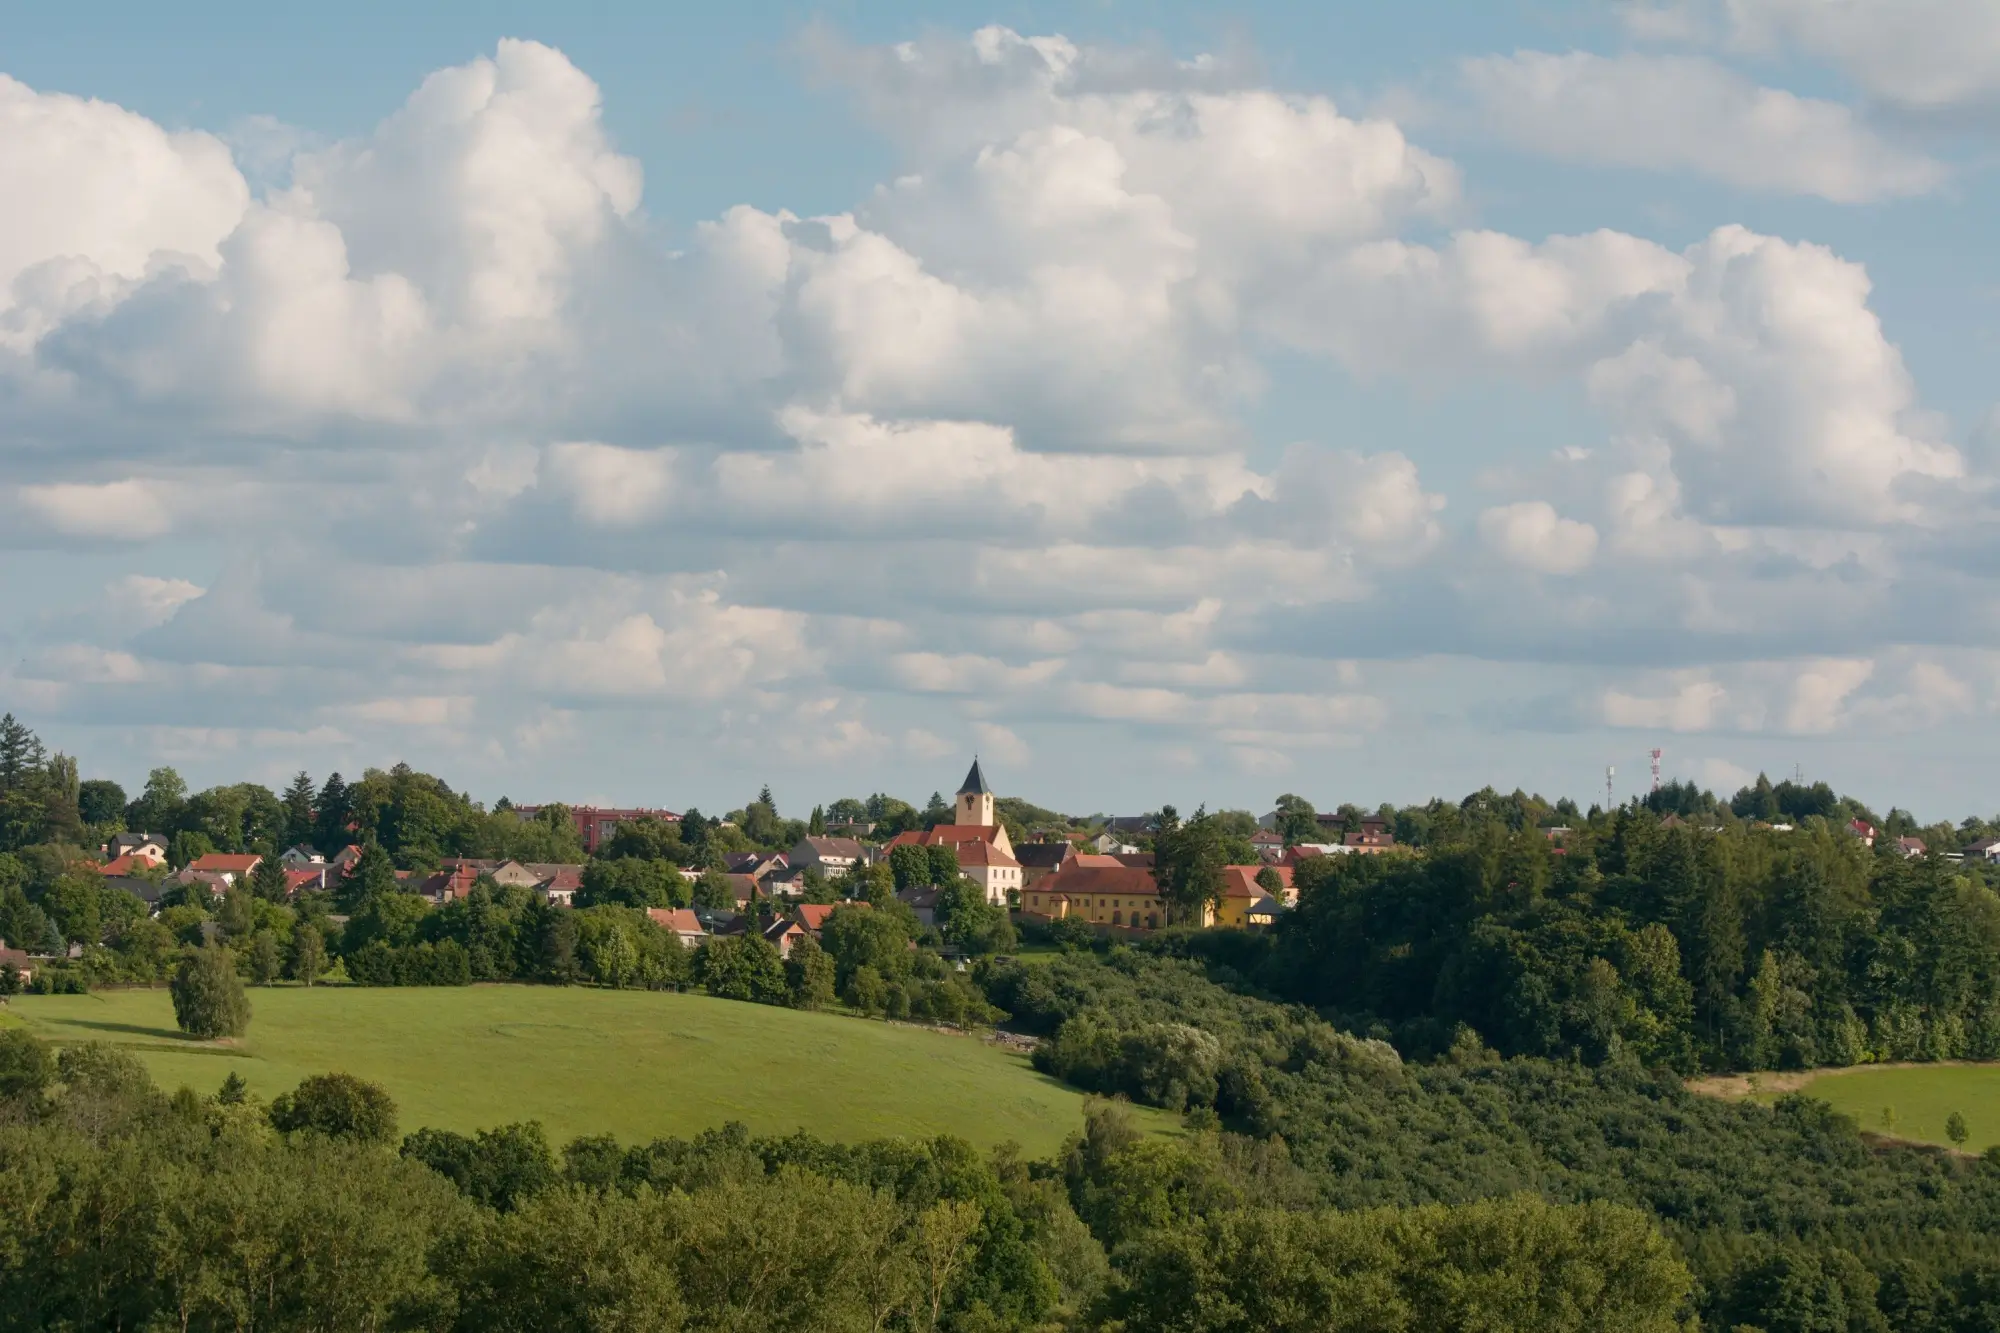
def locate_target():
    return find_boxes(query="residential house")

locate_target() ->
[718,874,763,909]
[1849,819,1877,847]
[1219,863,1296,909]
[896,886,942,929]
[646,907,707,949]
[1249,829,1285,862]
[1895,836,1927,859]
[184,853,262,886]
[1216,865,1295,926]
[327,845,364,878]
[1965,838,2000,864]
[107,833,168,864]
[97,853,153,878]
[1342,822,1397,854]
[952,840,1022,906]
[794,902,858,937]
[789,836,865,879]
[693,906,744,936]
[511,805,681,855]
[1088,833,1140,855]
[279,845,325,869]
[1015,842,1076,889]
[763,916,808,959]
[1101,815,1155,838]
[284,867,327,896]
[103,874,168,907]
[725,851,788,882]
[533,866,584,907]
[0,939,35,987]
[1281,843,1348,868]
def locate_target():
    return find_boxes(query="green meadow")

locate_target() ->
[7,985,1170,1154]
[1773,1063,2000,1152]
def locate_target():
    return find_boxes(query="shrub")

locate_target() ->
[170,945,250,1039]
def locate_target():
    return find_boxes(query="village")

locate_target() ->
[0,759,1421,988]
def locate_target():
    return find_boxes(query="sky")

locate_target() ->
[2,0,1999,820]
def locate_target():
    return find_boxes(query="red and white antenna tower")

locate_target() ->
[1650,748,1663,793]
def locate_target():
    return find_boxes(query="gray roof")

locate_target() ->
[1016,844,1075,869]
[958,758,990,796]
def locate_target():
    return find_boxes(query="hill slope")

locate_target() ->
[10,985,1166,1153]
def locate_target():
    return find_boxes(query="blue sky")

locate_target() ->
[2,1,1997,820]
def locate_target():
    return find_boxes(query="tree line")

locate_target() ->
[0,1029,1696,1332]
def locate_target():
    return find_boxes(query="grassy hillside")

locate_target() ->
[1781,1064,2000,1152]
[9,985,1169,1153]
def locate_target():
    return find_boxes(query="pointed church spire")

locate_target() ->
[958,756,990,796]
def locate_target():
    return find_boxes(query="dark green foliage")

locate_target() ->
[269,1072,399,1143]
[345,937,473,986]
[1104,1194,1695,1332]
[76,778,126,828]
[169,945,250,1038]
[0,1028,55,1105]
[785,934,836,1009]
[401,1121,559,1211]
[695,932,788,1004]
[576,856,687,908]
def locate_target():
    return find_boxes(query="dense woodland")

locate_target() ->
[14,715,2000,1325]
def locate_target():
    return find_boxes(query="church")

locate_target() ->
[883,758,1022,905]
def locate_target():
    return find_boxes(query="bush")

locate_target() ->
[785,936,836,1010]
[170,945,250,1038]
[270,1072,399,1143]
[0,1028,55,1104]
[696,933,788,1005]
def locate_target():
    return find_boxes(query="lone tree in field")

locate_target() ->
[170,945,251,1039]
[1948,1112,1970,1148]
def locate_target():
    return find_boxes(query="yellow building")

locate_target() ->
[1023,862,1291,932]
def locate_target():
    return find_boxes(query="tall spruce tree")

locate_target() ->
[280,771,317,850]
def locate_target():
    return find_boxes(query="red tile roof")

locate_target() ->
[647,907,704,934]
[188,853,262,875]
[885,825,1003,849]
[795,902,861,932]
[1036,865,1160,898]
[955,841,1020,869]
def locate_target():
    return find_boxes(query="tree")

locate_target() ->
[809,805,827,836]
[77,778,127,828]
[315,772,353,854]
[280,770,316,848]
[171,945,251,1039]
[1948,1112,1970,1148]
[786,935,836,1010]
[0,1027,54,1102]
[696,933,789,1004]
[128,765,188,833]
[927,844,961,888]
[1154,806,1228,925]
[246,931,283,985]
[248,853,290,903]
[0,962,20,996]
[269,1072,398,1142]
[692,868,736,910]
[289,922,327,985]
[1273,793,1318,846]
[890,844,933,891]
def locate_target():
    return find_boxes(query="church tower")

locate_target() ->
[955,757,995,827]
